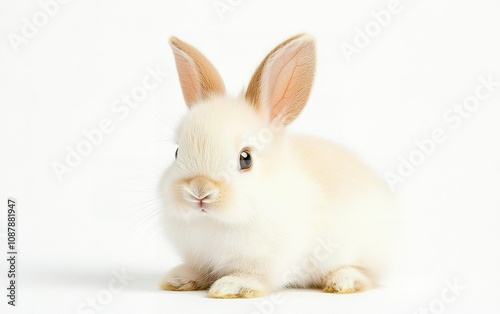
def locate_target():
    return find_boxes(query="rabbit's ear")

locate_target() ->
[169,37,226,108]
[245,34,316,126]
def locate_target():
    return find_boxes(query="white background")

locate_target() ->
[1,0,500,313]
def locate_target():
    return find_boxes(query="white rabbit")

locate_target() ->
[159,34,399,298]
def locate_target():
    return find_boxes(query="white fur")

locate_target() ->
[159,34,399,297]
[158,97,399,295]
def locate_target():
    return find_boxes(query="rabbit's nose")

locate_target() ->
[186,189,214,202]
[183,176,219,203]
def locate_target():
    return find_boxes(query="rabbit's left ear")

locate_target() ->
[169,37,226,108]
[245,34,316,126]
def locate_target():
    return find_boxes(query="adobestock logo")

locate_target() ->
[385,74,499,190]
[250,236,339,314]
[412,278,467,314]
[340,0,402,64]
[77,267,135,314]
[8,0,72,53]
[51,65,169,182]
[212,0,246,21]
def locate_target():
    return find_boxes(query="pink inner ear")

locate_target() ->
[267,47,302,116]
[170,37,226,108]
[261,39,315,126]
[172,49,202,108]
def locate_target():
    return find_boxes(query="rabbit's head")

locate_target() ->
[160,34,316,225]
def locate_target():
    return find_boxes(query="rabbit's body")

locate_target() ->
[159,35,398,298]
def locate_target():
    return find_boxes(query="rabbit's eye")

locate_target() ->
[175,148,178,159]
[239,149,252,170]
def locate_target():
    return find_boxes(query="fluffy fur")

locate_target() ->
[158,34,399,298]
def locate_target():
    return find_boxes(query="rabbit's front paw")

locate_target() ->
[160,264,209,291]
[208,274,266,298]
[323,266,372,294]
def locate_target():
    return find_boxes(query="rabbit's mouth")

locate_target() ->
[198,203,213,213]
[189,199,212,213]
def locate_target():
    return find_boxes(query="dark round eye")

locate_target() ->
[239,150,252,170]
[175,148,178,159]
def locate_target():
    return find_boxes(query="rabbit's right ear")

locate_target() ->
[169,37,226,108]
[245,34,316,126]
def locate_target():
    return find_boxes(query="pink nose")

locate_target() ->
[198,196,209,208]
